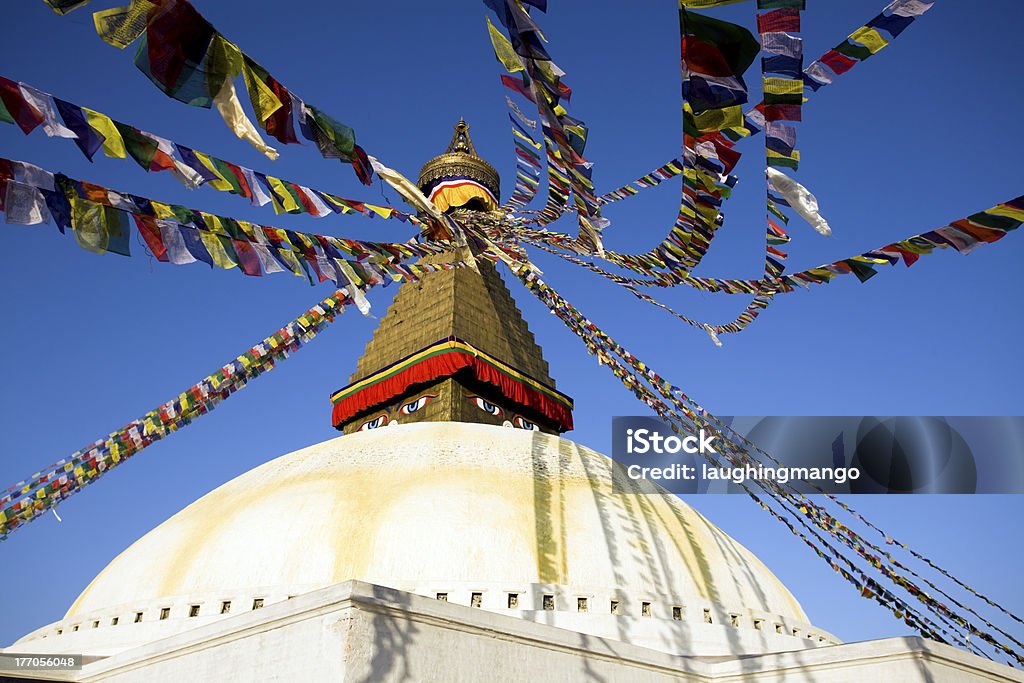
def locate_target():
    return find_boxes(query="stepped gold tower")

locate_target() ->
[330,120,573,435]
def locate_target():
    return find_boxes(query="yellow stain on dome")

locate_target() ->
[66,423,809,628]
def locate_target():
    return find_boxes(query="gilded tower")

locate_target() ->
[330,120,573,435]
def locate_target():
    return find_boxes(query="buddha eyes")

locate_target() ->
[470,396,503,417]
[358,414,389,431]
[399,394,437,415]
[514,416,537,431]
[467,395,537,429]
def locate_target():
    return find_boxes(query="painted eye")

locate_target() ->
[514,416,537,431]
[358,414,389,431]
[471,396,503,417]
[400,394,437,415]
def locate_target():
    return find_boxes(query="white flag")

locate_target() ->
[4,181,51,225]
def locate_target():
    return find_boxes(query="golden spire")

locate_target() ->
[331,124,572,435]
[417,119,500,211]
[447,118,477,155]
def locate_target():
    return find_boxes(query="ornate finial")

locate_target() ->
[447,118,477,156]
[417,119,501,212]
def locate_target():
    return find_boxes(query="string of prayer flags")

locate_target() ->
[529,0,937,278]
[703,400,1021,660]
[74,0,374,182]
[21,1,1020,662]
[503,94,545,209]
[0,289,357,539]
[524,146,740,276]
[624,282,777,343]
[824,494,1024,633]
[803,0,935,92]
[504,106,543,210]
[680,9,760,133]
[486,0,607,254]
[573,6,757,274]
[0,157,452,287]
[600,8,757,276]
[772,492,1024,655]
[751,0,802,284]
[757,0,804,177]
[562,0,934,225]
[488,235,1024,664]
[534,140,572,222]
[530,8,758,276]
[516,227,778,341]
[737,0,932,140]
[98,1,279,157]
[520,191,1023,300]
[0,78,415,225]
[596,158,685,206]
[779,196,1024,291]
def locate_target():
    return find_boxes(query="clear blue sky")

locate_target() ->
[1,0,1021,650]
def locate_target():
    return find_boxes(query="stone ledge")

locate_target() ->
[3,581,1020,683]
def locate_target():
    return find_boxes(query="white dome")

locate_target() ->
[15,423,835,656]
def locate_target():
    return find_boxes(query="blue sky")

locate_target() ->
[1,0,1021,650]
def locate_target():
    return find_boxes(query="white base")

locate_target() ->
[2,580,1020,683]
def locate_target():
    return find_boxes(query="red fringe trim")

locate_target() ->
[331,351,573,431]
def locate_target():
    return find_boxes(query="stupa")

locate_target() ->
[3,122,1019,683]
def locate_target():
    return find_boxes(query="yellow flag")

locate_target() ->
[695,202,720,224]
[693,106,744,132]
[268,240,304,277]
[83,108,126,159]
[93,0,156,49]
[323,194,354,214]
[199,231,238,269]
[277,249,305,277]
[549,165,570,185]
[850,27,889,54]
[267,176,300,213]
[209,37,278,161]
[851,254,889,265]
[237,220,260,241]
[241,60,283,124]
[720,124,751,139]
[365,204,393,219]
[149,201,176,219]
[207,36,243,89]
[201,212,227,237]
[695,168,721,192]
[763,77,803,97]
[988,204,1024,221]
[767,148,800,164]
[486,17,524,73]
[663,241,687,259]
[192,151,233,191]
[569,167,594,190]
[512,128,540,148]
[70,197,108,254]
